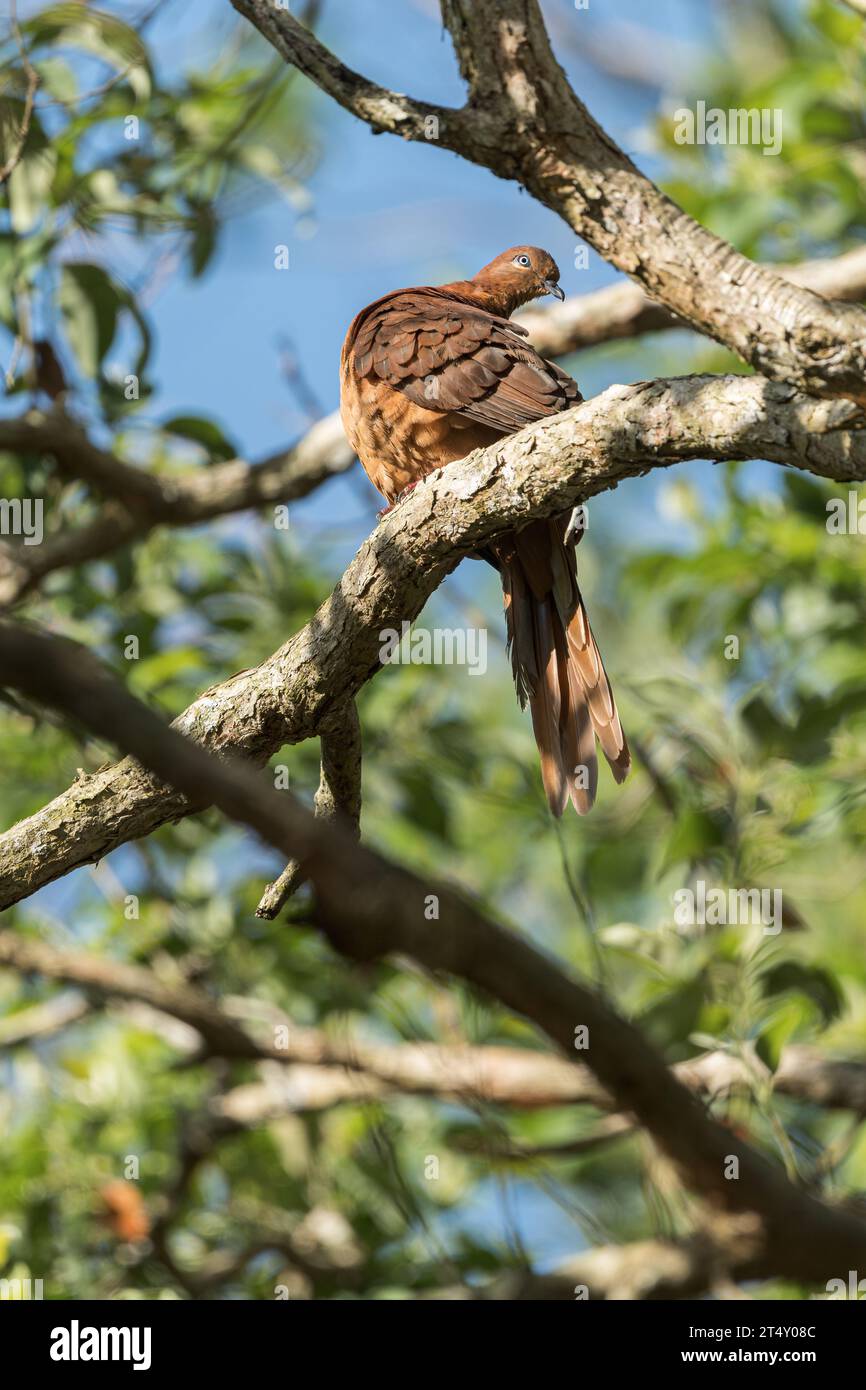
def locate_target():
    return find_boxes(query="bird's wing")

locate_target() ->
[346,288,581,434]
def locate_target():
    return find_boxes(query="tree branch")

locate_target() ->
[0,411,354,607]
[3,932,863,1119]
[0,410,175,512]
[0,990,89,1046]
[217,1042,866,1124]
[229,0,462,140]
[0,930,265,1059]
[519,246,866,359]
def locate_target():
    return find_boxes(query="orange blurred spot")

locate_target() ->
[99,1180,150,1242]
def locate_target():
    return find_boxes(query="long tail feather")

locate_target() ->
[497,519,629,816]
[528,596,568,816]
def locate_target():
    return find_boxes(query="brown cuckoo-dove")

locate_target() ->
[340,246,630,815]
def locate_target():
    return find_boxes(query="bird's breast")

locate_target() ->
[341,370,500,504]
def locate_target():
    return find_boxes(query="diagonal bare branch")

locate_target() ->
[229,0,462,139]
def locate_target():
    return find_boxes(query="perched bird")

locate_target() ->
[340,246,629,815]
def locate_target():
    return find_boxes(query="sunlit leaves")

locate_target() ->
[1,1,315,420]
[23,3,152,100]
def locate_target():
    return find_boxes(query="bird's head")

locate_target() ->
[472,246,565,313]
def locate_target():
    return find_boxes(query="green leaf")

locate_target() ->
[659,809,728,873]
[187,205,219,278]
[161,415,239,462]
[128,648,206,697]
[32,57,79,105]
[6,134,56,234]
[639,975,708,1052]
[58,263,120,378]
[397,767,452,843]
[782,471,832,522]
[754,998,810,1073]
[759,961,843,1027]
[58,263,151,384]
[24,4,152,100]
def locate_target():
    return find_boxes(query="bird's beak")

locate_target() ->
[543,279,565,301]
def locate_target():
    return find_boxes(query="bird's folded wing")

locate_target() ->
[348,289,581,434]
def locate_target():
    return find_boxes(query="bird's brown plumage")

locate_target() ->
[340,246,630,815]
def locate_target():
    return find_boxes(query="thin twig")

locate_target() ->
[0,1,39,186]
[256,700,362,918]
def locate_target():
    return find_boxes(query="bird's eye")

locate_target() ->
[514,254,531,267]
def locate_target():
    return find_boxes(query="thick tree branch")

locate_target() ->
[229,0,463,140]
[234,0,866,404]
[519,246,866,359]
[1,374,864,908]
[2,620,865,1290]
